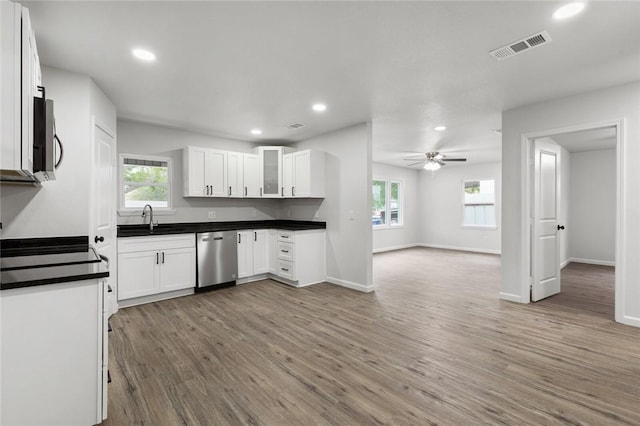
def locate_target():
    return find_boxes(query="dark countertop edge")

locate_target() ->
[117,220,326,238]
[1,247,102,271]
[0,271,109,291]
[0,236,89,258]
[1,257,102,272]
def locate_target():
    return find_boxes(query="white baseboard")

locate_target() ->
[326,276,375,293]
[568,257,615,267]
[418,243,501,255]
[118,288,194,308]
[373,243,419,254]
[560,258,571,269]
[620,315,640,328]
[499,292,527,303]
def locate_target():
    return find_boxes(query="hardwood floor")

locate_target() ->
[104,247,639,425]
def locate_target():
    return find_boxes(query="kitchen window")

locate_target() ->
[463,179,496,228]
[372,178,403,228]
[119,154,173,213]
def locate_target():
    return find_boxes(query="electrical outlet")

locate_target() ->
[208,210,216,219]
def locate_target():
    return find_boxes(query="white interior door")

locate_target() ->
[92,120,117,309]
[531,139,562,301]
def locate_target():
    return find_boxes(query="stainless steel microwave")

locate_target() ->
[33,89,62,181]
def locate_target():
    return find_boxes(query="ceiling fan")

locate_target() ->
[403,152,467,170]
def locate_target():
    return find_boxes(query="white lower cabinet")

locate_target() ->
[117,234,195,302]
[237,229,268,278]
[1,279,107,425]
[242,228,326,287]
[273,229,326,286]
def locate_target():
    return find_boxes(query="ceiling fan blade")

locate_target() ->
[441,158,467,162]
[406,161,424,166]
[436,159,446,166]
[403,157,425,161]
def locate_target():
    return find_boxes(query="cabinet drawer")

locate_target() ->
[277,259,296,281]
[277,230,295,243]
[277,242,294,261]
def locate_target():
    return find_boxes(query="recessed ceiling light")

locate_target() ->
[251,129,262,136]
[552,2,585,20]
[434,126,447,132]
[132,48,156,62]
[312,103,327,112]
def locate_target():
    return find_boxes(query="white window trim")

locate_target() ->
[118,153,176,216]
[461,178,497,230]
[372,177,405,230]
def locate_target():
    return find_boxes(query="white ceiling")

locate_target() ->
[23,1,640,167]
[550,126,617,153]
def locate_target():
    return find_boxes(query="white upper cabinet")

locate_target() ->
[243,153,260,197]
[283,149,325,198]
[227,151,244,198]
[258,146,283,198]
[183,146,227,197]
[183,146,324,199]
[0,2,41,178]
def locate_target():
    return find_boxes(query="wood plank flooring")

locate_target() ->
[104,247,639,425]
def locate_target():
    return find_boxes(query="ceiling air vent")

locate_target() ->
[489,31,552,61]
[286,123,305,129]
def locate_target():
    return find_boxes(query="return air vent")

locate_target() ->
[489,31,552,61]
[286,123,305,129]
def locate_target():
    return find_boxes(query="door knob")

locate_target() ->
[557,225,565,230]
[95,235,105,243]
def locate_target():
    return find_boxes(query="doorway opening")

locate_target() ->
[524,121,623,322]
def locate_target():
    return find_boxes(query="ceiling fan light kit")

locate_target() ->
[403,151,467,171]
[424,161,441,171]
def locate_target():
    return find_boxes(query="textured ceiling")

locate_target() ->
[23,1,640,167]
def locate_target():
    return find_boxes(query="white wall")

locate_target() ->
[287,123,373,291]
[116,119,280,225]
[501,81,640,327]
[418,161,502,254]
[0,66,115,238]
[372,162,419,252]
[569,149,616,265]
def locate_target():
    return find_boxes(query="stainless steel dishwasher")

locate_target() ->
[196,231,238,291]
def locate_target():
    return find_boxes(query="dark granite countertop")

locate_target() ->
[0,236,109,291]
[118,220,326,238]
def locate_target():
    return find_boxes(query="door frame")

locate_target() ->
[520,118,625,322]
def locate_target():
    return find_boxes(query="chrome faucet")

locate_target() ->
[142,204,154,232]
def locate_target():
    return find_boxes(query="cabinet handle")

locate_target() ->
[281,187,284,196]
[281,235,289,239]
[228,186,232,196]
[156,252,159,264]
[205,185,209,195]
[281,249,289,253]
[259,187,263,197]
[254,231,257,241]
[107,285,113,293]
[108,321,113,333]
[292,186,295,197]
[162,252,165,264]
[281,268,289,272]
[107,370,112,384]
[245,187,248,196]
[238,234,241,244]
